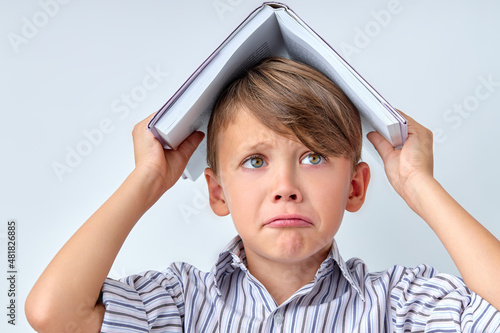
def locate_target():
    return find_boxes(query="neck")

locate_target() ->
[245,244,331,305]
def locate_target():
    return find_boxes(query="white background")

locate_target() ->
[1,0,500,331]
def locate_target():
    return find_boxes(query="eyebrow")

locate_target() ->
[237,140,278,153]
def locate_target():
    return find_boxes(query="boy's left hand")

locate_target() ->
[367,111,434,205]
[370,112,500,313]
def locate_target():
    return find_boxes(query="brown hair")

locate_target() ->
[206,57,362,174]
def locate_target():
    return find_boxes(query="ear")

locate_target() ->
[345,162,370,212]
[204,168,230,216]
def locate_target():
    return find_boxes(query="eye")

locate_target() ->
[242,155,266,169]
[301,153,324,165]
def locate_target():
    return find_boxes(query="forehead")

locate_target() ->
[217,109,299,154]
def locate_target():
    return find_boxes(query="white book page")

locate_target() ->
[275,10,403,147]
[155,6,286,149]
[156,8,289,179]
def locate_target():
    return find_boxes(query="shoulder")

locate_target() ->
[103,262,213,296]
[350,262,500,332]
[166,261,216,292]
[345,259,470,301]
[334,247,500,331]
[100,262,216,332]
[345,258,461,289]
[378,264,471,306]
[386,265,500,331]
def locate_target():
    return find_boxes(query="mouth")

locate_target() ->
[264,214,313,228]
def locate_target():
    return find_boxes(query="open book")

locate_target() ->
[148,2,407,180]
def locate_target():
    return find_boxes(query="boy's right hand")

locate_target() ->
[25,112,205,333]
[132,113,205,194]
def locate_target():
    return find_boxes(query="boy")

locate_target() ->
[26,58,500,332]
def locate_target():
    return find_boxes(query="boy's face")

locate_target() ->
[205,109,369,267]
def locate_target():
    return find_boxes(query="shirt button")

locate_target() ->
[274,312,284,325]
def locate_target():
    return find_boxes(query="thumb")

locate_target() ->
[367,131,395,162]
[175,131,205,162]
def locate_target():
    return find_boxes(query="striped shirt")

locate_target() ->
[101,236,500,332]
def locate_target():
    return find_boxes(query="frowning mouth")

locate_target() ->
[264,215,313,228]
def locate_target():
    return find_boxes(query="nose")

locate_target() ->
[274,193,299,201]
[272,167,302,203]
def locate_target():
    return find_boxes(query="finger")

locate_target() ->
[395,108,408,118]
[132,112,154,135]
[175,131,205,162]
[396,109,418,129]
[395,109,415,123]
[144,111,157,122]
[367,131,395,162]
[396,109,430,135]
[138,112,157,131]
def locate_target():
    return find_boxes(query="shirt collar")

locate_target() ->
[329,240,365,301]
[213,235,364,300]
[213,236,248,295]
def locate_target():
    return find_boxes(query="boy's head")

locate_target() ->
[206,57,363,175]
[203,57,370,268]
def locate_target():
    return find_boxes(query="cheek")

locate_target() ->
[223,177,267,221]
[310,176,351,211]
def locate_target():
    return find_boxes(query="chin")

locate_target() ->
[271,232,314,259]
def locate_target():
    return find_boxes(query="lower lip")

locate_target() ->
[265,219,312,227]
